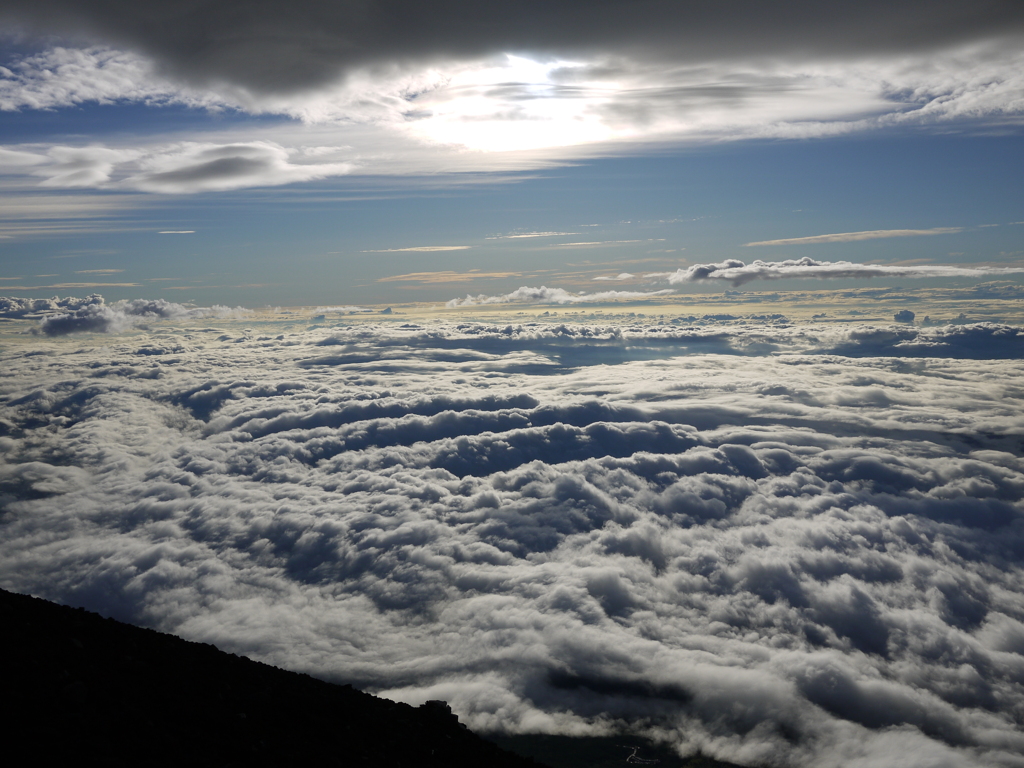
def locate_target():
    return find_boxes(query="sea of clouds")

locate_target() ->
[2,310,1024,767]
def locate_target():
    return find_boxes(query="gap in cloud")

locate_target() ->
[0,102,295,145]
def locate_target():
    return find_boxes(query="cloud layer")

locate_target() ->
[3,307,1024,766]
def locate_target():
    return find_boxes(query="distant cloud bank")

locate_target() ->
[0,294,247,334]
[650,258,1024,288]
[440,260,1024,305]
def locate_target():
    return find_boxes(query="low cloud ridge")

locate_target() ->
[658,258,1024,287]
[17,294,248,335]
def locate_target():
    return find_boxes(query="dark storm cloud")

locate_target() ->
[3,308,1024,765]
[2,1,1022,93]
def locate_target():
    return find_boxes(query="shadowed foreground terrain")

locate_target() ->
[2,588,740,768]
[2,588,541,768]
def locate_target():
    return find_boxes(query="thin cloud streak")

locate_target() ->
[363,246,472,252]
[745,228,964,246]
[378,271,523,283]
[486,232,582,239]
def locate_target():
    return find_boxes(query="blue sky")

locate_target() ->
[1,2,1022,307]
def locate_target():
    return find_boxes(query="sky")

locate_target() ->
[3,5,1024,768]
[0,1,1023,307]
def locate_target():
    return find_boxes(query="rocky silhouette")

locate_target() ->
[1,588,543,768]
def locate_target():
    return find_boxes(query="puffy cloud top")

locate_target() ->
[0,295,249,334]
[0,293,104,318]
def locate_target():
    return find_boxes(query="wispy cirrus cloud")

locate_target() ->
[486,232,582,240]
[362,246,472,253]
[3,281,142,289]
[378,270,523,283]
[745,227,964,246]
[535,240,660,250]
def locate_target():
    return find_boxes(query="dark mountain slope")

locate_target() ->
[2,588,746,768]
[1,588,542,768]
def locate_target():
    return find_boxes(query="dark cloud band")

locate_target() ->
[3,1,1022,93]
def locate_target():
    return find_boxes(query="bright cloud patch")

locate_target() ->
[0,47,209,112]
[2,310,1024,766]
